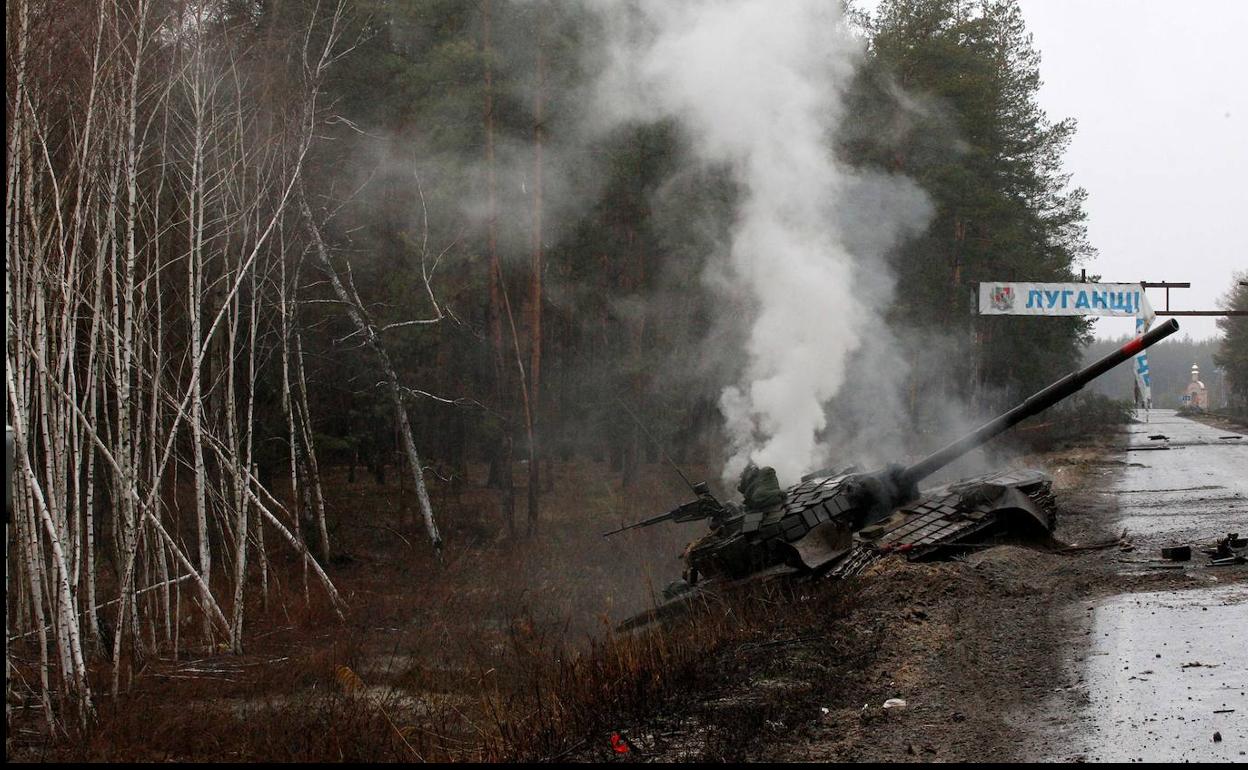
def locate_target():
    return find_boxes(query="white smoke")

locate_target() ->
[592,0,930,484]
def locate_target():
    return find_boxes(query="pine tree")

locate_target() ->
[1214,273,1248,412]
[858,0,1093,413]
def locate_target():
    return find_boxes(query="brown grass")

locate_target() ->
[9,414,1135,762]
[8,459,869,762]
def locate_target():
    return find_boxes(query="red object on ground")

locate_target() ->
[611,733,629,754]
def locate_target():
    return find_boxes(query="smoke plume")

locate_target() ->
[592,0,931,484]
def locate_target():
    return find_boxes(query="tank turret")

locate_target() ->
[609,319,1180,588]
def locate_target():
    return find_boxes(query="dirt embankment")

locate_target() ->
[1184,410,1248,436]
[575,437,1240,763]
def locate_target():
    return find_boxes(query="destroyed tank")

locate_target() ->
[607,319,1179,602]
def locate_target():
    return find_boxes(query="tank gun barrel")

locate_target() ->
[602,489,726,537]
[900,318,1178,488]
[602,508,687,537]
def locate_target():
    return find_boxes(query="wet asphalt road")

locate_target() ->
[1114,409,1247,550]
[1068,410,1248,762]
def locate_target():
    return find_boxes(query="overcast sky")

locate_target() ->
[1019,0,1247,340]
[859,0,1247,340]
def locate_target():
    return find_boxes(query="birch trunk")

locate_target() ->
[299,193,443,551]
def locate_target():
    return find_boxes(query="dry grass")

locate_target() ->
[11,420,1124,761]
[9,459,868,762]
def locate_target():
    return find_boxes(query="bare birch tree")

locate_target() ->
[4,0,351,724]
[298,187,445,552]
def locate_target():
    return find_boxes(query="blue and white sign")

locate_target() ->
[978,282,1153,318]
[979,282,1156,405]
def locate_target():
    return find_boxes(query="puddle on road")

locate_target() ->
[1074,582,1247,763]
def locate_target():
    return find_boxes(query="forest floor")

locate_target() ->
[10,418,1245,761]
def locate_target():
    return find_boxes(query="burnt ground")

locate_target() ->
[574,433,1248,763]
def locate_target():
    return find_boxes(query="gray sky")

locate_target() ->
[858,0,1247,340]
[1018,0,1247,340]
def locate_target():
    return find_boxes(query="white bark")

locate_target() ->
[299,192,443,551]
[4,0,352,718]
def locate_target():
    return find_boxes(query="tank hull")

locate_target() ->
[683,468,1055,585]
[623,468,1058,632]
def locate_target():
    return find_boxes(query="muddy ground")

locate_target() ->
[576,434,1247,762]
[10,421,1244,762]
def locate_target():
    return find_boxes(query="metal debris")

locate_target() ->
[1161,545,1192,562]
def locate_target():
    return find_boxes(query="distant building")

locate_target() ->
[1182,364,1209,410]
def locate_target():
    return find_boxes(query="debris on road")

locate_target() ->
[1161,545,1192,561]
[1201,533,1247,566]
[1039,411,1247,763]
[1142,534,1247,569]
